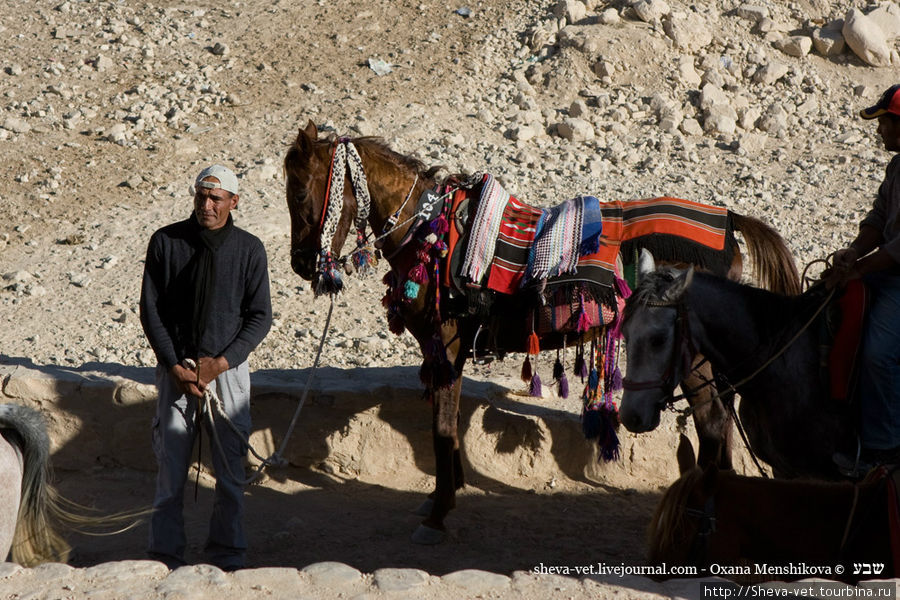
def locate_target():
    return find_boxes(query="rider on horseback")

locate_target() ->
[828,84,900,476]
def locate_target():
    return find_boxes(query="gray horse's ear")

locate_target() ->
[637,248,656,280]
[662,266,694,303]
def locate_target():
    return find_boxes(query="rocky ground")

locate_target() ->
[2,0,900,597]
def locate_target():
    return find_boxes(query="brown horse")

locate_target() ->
[649,435,893,582]
[283,120,800,544]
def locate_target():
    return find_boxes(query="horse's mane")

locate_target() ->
[646,466,705,561]
[285,131,441,181]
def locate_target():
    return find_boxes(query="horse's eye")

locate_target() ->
[650,334,668,348]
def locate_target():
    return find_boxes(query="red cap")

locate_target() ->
[861,84,900,119]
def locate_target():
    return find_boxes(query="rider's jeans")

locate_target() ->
[858,272,900,451]
[148,361,251,570]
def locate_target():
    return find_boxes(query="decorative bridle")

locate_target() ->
[310,137,448,297]
[314,138,374,296]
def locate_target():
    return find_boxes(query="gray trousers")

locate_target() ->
[148,361,251,569]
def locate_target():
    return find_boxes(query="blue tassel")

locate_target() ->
[314,268,343,297]
[352,247,376,275]
[404,280,420,300]
[597,404,620,462]
[588,367,599,391]
[582,408,602,439]
[580,233,601,256]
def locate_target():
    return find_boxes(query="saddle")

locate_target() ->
[441,179,617,351]
[821,279,867,403]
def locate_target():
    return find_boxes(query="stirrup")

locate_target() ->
[471,324,495,365]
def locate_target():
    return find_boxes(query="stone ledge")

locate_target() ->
[0,360,753,488]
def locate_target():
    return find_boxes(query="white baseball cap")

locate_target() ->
[195,164,239,195]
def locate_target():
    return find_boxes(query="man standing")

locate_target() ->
[829,84,900,475]
[140,164,272,570]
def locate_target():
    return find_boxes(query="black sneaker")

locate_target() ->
[833,450,873,478]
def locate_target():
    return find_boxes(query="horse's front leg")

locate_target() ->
[683,358,734,470]
[412,320,466,545]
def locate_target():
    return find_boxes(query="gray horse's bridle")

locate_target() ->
[621,297,698,409]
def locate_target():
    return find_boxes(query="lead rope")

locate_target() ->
[185,296,335,486]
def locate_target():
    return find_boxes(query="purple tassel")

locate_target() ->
[558,373,569,398]
[574,353,587,379]
[610,366,623,392]
[529,373,542,397]
[429,215,449,236]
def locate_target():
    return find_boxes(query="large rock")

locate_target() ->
[812,21,845,57]
[843,8,896,67]
[867,2,900,40]
[632,0,669,24]
[752,61,789,85]
[556,118,595,142]
[774,35,812,57]
[663,11,712,52]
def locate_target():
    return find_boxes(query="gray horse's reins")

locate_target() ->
[651,286,835,417]
[184,296,335,485]
[636,285,835,477]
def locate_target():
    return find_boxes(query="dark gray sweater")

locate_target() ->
[140,216,272,370]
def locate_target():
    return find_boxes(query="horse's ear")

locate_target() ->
[676,433,696,475]
[662,266,694,303]
[302,119,318,141]
[637,248,656,280]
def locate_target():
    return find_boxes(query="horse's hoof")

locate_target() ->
[412,498,434,517]
[411,524,446,545]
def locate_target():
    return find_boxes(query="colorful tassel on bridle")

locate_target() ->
[314,250,343,297]
[352,225,376,275]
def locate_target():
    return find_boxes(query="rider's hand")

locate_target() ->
[170,363,203,397]
[196,356,230,390]
[832,246,860,270]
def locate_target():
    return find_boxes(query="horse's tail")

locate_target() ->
[731,212,801,296]
[1,403,70,566]
[1,404,148,567]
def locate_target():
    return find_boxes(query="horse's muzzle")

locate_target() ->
[618,394,663,433]
[291,248,318,281]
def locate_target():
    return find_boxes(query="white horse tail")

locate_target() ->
[0,403,70,566]
[0,403,149,567]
